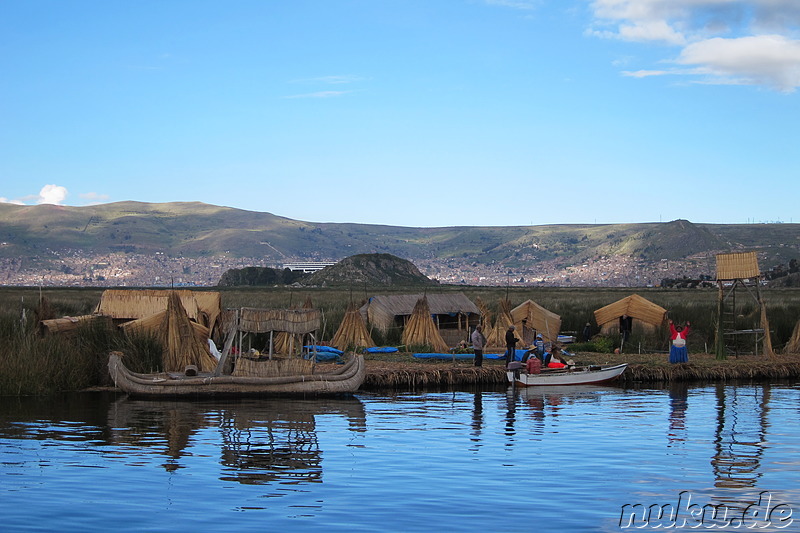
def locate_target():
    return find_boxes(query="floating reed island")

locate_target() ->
[359,352,800,390]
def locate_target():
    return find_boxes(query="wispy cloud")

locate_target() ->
[79,192,110,204]
[622,69,670,78]
[0,197,25,205]
[589,0,800,92]
[485,0,540,10]
[285,74,365,98]
[283,90,353,99]
[292,75,366,85]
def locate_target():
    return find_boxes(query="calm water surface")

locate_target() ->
[1,383,799,532]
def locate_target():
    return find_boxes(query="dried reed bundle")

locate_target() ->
[760,305,776,358]
[331,305,376,351]
[475,296,492,330]
[485,299,513,348]
[160,291,217,372]
[401,296,449,353]
[784,319,800,354]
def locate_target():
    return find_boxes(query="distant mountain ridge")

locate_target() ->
[0,201,797,278]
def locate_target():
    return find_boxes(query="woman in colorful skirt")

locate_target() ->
[669,319,690,364]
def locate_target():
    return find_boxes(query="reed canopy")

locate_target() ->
[716,252,760,281]
[594,294,667,333]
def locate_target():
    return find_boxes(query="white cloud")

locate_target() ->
[36,184,68,205]
[678,34,800,91]
[589,0,800,91]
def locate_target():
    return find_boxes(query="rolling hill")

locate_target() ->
[0,201,797,286]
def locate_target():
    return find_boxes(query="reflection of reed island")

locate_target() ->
[219,409,321,486]
[108,398,209,472]
[107,397,366,482]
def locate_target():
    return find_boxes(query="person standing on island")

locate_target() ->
[505,325,519,365]
[582,322,592,342]
[471,325,487,368]
[669,319,691,364]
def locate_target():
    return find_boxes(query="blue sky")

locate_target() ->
[1,0,798,227]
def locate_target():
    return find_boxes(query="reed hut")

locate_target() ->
[401,296,450,353]
[95,289,221,330]
[510,300,561,346]
[593,294,667,334]
[360,293,480,346]
[486,299,514,348]
[331,304,376,351]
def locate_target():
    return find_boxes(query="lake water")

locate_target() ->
[1,383,799,532]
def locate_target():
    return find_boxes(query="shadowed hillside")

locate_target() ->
[306,254,437,287]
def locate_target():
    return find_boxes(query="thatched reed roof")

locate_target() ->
[401,296,449,353]
[222,307,322,335]
[594,294,667,330]
[360,293,480,332]
[39,314,113,336]
[716,252,760,281]
[486,299,514,348]
[95,289,221,329]
[332,306,376,351]
[510,300,561,345]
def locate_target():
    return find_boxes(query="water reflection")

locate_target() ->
[667,383,689,446]
[107,397,367,484]
[711,384,768,491]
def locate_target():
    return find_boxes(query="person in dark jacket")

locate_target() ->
[505,325,519,365]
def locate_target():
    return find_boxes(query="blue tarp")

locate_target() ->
[485,349,528,361]
[304,345,344,355]
[364,346,399,354]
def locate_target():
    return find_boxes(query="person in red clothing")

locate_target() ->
[669,319,691,363]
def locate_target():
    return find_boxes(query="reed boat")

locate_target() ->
[108,351,366,397]
[506,362,628,387]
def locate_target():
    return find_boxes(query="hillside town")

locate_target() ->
[0,248,716,288]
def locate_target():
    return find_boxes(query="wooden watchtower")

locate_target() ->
[714,252,773,359]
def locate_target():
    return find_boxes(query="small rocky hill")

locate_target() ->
[306,254,437,287]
